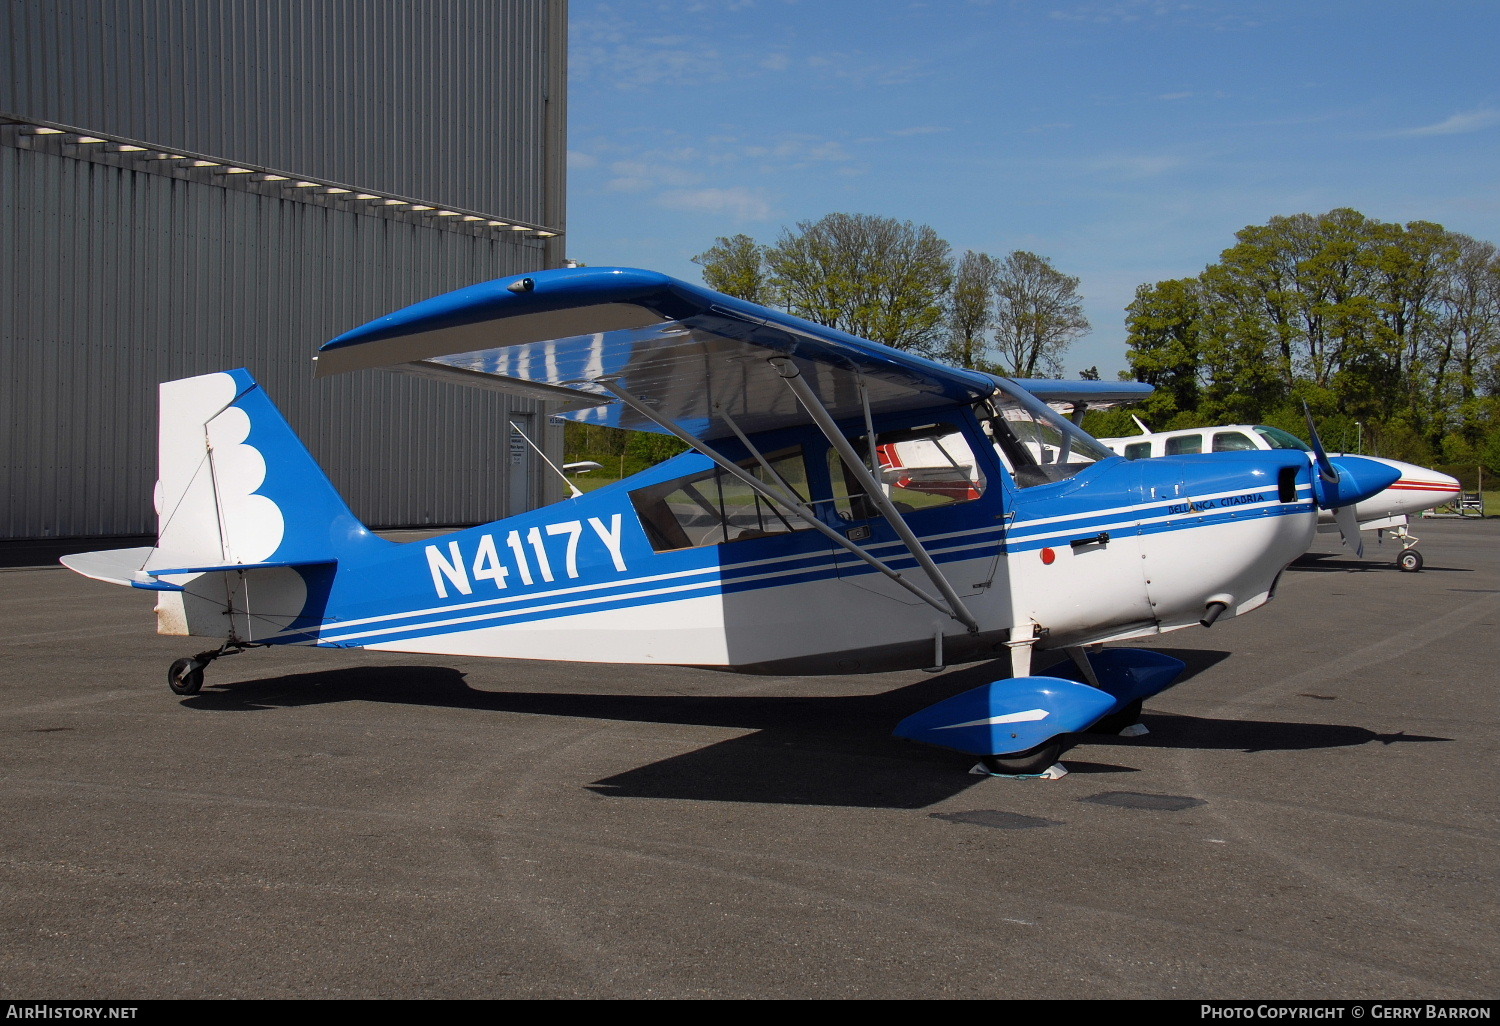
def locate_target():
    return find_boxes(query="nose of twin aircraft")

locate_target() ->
[1313,454,1406,511]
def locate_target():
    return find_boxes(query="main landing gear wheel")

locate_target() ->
[167,658,204,696]
[980,740,1062,776]
[1398,549,1423,573]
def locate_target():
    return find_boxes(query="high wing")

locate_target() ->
[1004,378,1153,426]
[1009,378,1153,421]
[316,267,999,439]
[1008,379,1154,407]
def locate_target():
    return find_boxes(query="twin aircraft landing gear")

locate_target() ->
[1378,524,1424,573]
[166,642,260,695]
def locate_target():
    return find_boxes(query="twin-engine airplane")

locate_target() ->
[1096,423,1461,572]
[61,268,1401,775]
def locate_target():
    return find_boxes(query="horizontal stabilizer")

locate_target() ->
[60,548,336,591]
[59,547,156,588]
[145,556,337,577]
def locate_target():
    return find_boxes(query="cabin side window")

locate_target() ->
[1211,431,1257,452]
[828,423,985,520]
[629,446,812,551]
[1123,441,1153,460]
[1165,434,1203,455]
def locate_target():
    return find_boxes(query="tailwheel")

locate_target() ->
[980,740,1062,776]
[1398,549,1423,573]
[167,658,205,696]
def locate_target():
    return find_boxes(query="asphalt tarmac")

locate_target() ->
[1,519,1495,999]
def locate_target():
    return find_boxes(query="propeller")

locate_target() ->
[1332,498,1363,558]
[1303,402,1364,557]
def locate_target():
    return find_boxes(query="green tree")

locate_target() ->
[1439,238,1500,391]
[764,213,953,355]
[943,250,999,368]
[990,250,1090,378]
[624,430,690,472]
[1124,277,1202,423]
[692,234,771,304]
[1357,218,1456,426]
[1430,236,1500,446]
[1122,208,1500,455]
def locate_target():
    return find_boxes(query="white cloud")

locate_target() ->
[1087,153,1187,178]
[577,130,860,201]
[605,160,704,193]
[1385,108,1500,138]
[570,12,732,89]
[1047,1,1262,28]
[656,187,775,221]
[605,176,652,193]
[741,135,855,166]
[684,0,758,11]
[573,8,931,91]
[887,125,953,137]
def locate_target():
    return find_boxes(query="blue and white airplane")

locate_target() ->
[60,268,1400,775]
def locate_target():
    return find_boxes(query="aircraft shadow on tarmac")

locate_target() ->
[1289,551,1472,573]
[181,648,1449,810]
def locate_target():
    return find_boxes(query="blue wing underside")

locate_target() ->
[315,267,999,439]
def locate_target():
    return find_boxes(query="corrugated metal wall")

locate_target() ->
[0,142,550,537]
[1,0,555,222]
[0,1,567,540]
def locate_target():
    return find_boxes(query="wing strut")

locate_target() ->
[770,358,981,635]
[597,378,974,627]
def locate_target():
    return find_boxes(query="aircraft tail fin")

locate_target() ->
[152,369,369,570]
[142,369,375,639]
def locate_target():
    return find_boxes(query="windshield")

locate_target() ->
[1252,426,1311,452]
[983,383,1118,487]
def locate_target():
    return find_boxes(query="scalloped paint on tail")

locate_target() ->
[62,369,386,641]
[150,369,385,639]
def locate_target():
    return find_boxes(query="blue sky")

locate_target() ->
[566,0,1500,377]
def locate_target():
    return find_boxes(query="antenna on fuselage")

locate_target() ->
[510,420,583,499]
[1131,415,1152,435]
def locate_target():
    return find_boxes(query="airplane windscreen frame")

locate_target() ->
[983,383,1117,488]
[1253,425,1313,451]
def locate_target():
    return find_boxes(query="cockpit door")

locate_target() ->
[982,389,1157,639]
[824,418,1002,603]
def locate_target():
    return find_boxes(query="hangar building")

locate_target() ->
[1,0,569,540]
